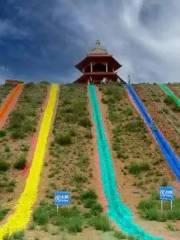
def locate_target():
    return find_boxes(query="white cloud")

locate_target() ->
[55,0,180,83]
[0,19,28,40]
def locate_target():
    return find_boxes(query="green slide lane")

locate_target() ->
[159,83,180,106]
[88,84,162,240]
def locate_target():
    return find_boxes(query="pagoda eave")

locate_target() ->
[75,55,121,71]
[75,72,120,84]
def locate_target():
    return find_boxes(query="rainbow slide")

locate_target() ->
[0,84,24,128]
[88,84,162,240]
[0,84,59,239]
[159,83,180,107]
[126,84,180,182]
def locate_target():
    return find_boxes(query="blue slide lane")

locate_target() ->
[125,84,180,182]
[88,84,162,240]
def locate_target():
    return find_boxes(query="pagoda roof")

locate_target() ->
[75,40,121,71]
[88,40,108,55]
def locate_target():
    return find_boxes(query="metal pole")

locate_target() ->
[170,200,173,211]
[161,200,163,211]
[57,205,59,214]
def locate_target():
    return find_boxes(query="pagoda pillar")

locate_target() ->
[106,63,108,72]
[90,62,93,72]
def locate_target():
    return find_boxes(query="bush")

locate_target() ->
[79,117,91,128]
[14,157,26,170]
[125,118,144,132]
[164,96,174,105]
[123,107,133,116]
[67,215,83,233]
[9,112,25,129]
[80,190,102,215]
[0,161,10,171]
[138,195,180,221]
[0,208,9,221]
[114,231,127,239]
[80,190,97,203]
[73,173,87,184]
[89,215,111,231]
[138,199,155,211]
[0,130,6,138]
[11,130,25,139]
[56,207,83,233]
[128,162,150,175]
[3,231,25,240]
[33,204,49,225]
[55,133,72,145]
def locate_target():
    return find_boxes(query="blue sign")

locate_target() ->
[54,192,71,206]
[160,186,174,201]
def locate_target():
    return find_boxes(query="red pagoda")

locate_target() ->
[75,40,123,84]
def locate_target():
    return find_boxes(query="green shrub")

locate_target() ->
[80,190,97,202]
[11,130,25,139]
[80,190,102,214]
[55,133,72,145]
[128,162,150,175]
[9,112,25,129]
[73,173,87,184]
[0,208,9,221]
[56,207,83,233]
[0,161,10,171]
[123,107,133,116]
[114,231,127,239]
[164,96,174,105]
[14,157,26,170]
[79,117,91,128]
[33,204,49,225]
[138,199,155,211]
[67,215,83,233]
[125,118,144,132]
[0,130,6,138]
[138,195,180,221]
[90,202,103,215]
[89,215,111,231]
[3,231,25,240]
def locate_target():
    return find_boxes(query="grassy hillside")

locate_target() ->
[135,83,180,156]
[0,82,48,221]
[0,83,180,240]
[99,84,173,197]
[28,84,130,240]
[0,84,14,105]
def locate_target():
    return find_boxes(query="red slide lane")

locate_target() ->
[0,84,24,128]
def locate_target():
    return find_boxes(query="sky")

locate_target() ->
[0,0,180,83]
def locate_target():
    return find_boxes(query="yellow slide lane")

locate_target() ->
[0,84,59,239]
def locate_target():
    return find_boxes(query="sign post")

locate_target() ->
[160,186,174,211]
[54,191,71,213]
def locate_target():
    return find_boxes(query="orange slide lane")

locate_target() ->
[0,84,24,128]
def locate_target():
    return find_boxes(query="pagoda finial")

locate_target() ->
[96,40,101,48]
